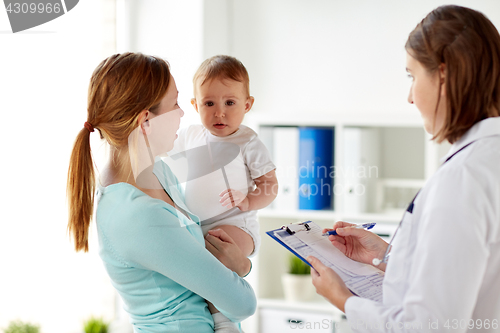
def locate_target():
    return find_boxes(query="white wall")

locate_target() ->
[221,0,500,121]
[118,0,205,129]
[0,1,117,332]
[0,1,205,331]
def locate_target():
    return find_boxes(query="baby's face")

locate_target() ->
[192,78,254,137]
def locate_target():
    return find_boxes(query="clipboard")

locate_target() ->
[266,221,384,302]
[266,221,314,268]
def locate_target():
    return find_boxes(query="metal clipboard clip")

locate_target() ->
[281,221,312,235]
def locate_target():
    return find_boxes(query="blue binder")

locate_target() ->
[298,127,334,210]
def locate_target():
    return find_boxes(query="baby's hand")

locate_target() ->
[219,189,249,211]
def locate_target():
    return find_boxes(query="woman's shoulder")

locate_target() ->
[419,136,500,217]
[438,136,500,183]
[97,183,178,228]
[439,119,500,179]
[96,183,203,268]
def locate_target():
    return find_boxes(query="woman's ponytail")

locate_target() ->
[66,53,171,252]
[67,127,95,252]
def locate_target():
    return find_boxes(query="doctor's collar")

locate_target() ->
[440,117,500,164]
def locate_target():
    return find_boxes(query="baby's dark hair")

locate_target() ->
[193,55,250,97]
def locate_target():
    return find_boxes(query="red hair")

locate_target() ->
[67,53,171,252]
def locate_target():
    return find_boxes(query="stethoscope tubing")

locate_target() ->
[375,140,476,266]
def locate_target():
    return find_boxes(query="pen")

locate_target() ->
[322,222,376,236]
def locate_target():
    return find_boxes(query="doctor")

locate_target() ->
[307,5,500,332]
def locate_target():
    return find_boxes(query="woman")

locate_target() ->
[308,5,500,332]
[67,53,255,332]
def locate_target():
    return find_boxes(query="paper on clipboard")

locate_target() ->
[267,221,384,302]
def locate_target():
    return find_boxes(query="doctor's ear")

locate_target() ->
[438,64,447,98]
[439,64,446,85]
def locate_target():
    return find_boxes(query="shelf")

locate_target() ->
[258,209,403,224]
[380,178,426,188]
[258,298,343,315]
[258,209,338,221]
[341,212,403,224]
[245,113,424,128]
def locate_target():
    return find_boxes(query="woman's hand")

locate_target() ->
[219,189,249,211]
[324,221,389,271]
[205,228,251,277]
[307,256,354,312]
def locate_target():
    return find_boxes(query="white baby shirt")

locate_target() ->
[167,124,276,225]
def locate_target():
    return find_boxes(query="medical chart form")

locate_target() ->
[273,222,384,302]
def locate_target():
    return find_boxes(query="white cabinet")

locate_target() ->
[245,114,451,221]
[240,114,451,333]
[258,299,350,333]
[260,307,335,333]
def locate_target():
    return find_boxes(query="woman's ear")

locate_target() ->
[439,63,446,85]
[245,96,255,113]
[138,110,152,136]
[439,64,446,97]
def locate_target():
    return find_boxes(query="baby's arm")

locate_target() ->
[219,169,278,212]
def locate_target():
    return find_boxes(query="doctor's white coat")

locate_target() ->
[345,117,500,333]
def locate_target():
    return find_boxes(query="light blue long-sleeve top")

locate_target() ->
[96,160,256,332]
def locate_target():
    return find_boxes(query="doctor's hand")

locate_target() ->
[307,256,354,312]
[205,228,251,277]
[324,221,389,271]
[219,189,249,211]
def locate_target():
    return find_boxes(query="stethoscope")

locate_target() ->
[372,193,417,266]
[372,140,476,267]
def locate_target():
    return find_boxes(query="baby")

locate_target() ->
[170,55,278,331]
[174,54,277,256]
